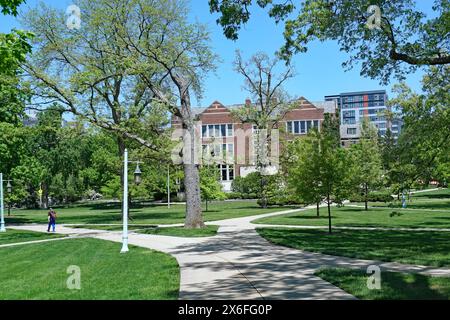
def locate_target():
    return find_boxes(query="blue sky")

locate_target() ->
[0,0,433,107]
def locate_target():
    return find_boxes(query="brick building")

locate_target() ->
[172,97,336,191]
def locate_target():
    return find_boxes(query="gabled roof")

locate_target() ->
[191,97,336,117]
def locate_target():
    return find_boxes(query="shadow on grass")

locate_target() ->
[257,228,450,267]
[316,268,450,300]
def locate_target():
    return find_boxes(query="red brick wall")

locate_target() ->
[170,98,330,177]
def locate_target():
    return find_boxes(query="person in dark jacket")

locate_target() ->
[47,208,57,232]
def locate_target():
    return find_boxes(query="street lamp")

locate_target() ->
[134,164,142,186]
[120,149,143,254]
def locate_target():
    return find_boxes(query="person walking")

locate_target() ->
[47,208,57,232]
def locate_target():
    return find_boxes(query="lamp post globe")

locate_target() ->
[134,164,142,186]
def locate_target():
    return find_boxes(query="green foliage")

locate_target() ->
[387,66,450,189]
[101,176,122,200]
[348,192,393,203]
[200,166,226,209]
[347,120,384,208]
[0,30,33,125]
[210,0,450,84]
[0,0,25,16]
[231,172,261,194]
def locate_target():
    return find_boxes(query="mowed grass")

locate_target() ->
[137,225,219,237]
[257,228,450,267]
[0,238,179,300]
[6,201,293,226]
[71,224,219,237]
[0,229,65,245]
[316,268,450,300]
[254,188,450,229]
[364,188,450,211]
[253,206,450,229]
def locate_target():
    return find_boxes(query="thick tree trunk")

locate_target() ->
[183,120,204,229]
[184,163,204,228]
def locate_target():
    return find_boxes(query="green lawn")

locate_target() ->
[257,228,450,267]
[6,201,294,226]
[364,188,450,211]
[0,229,65,245]
[316,268,450,300]
[137,225,218,237]
[71,224,219,237]
[254,188,450,229]
[253,206,450,229]
[0,238,179,300]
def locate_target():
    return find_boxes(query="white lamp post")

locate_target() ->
[121,149,129,253]
[120,149,143,254]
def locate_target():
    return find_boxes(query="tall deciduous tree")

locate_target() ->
[22,0,216,228]
[231,51,295,207]
[209,0,450,83]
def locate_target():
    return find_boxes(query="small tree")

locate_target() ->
[200,166,225,212]
[285,130,323,217]
[286,128,350,233]
[349,120,384,210]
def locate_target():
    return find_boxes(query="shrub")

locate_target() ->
[349,192,393,203]
[231,172,261,194]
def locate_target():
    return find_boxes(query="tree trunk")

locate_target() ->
[260,173,268,208]
[205,197,208,212]
[327,193,332,234]
[184,163,204,228]
[43,184,49,209]
[183,116,204,228]
[316,202,320,217]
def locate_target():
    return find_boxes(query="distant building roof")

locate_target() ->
[191,98,337,117]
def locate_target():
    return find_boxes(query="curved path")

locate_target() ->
[9,206,450,300]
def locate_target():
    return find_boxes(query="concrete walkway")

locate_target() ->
[7,206,450,300]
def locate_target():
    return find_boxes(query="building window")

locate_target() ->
[202,124,234,138]
[203,144,234,162]
[287,122,292,133]
[287,120,320,135]
[347,128,357,135]
[294,121,300,134]
[219,164,234,181]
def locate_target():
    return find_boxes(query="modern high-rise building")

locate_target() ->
[325,90,389,146]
